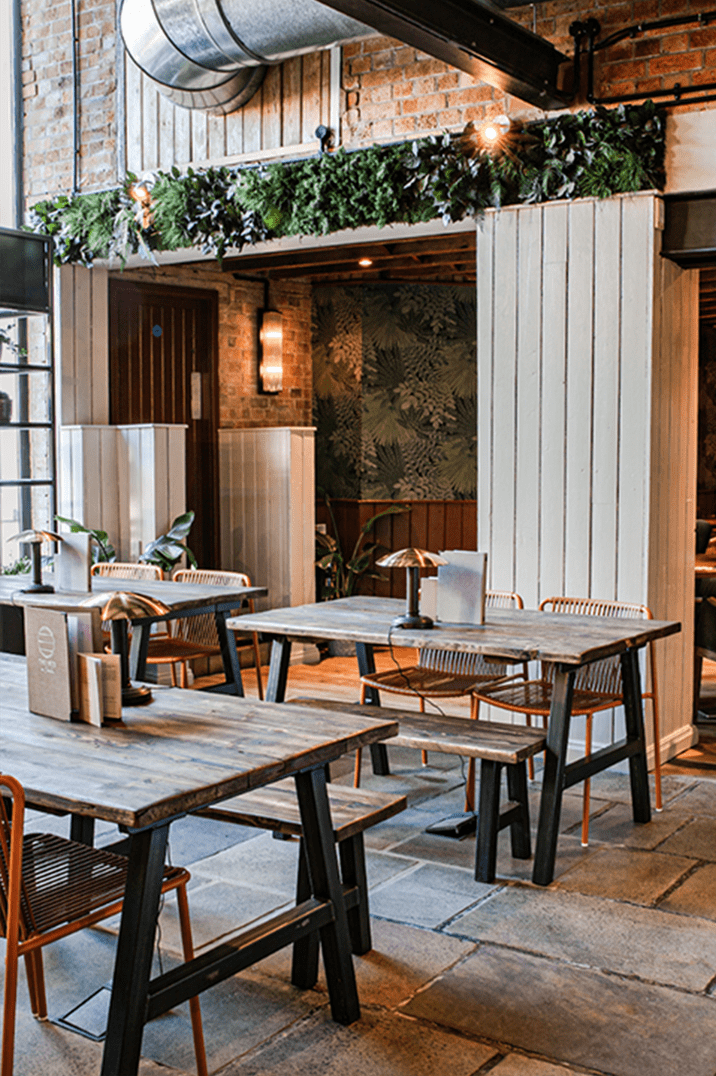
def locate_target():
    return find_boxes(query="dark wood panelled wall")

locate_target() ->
[315,499,477,598]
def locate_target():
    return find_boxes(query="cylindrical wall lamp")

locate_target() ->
[259,309,283,394]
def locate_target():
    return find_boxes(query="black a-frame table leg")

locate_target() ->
[101,823,169,1076]
[621,647,651,824]
[532,666,575,887]
[355,641,390,775]
[294,766,360,1025]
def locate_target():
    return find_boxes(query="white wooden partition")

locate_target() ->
[55,265,109,425]
[58,424,186,561]
[476,192,699,763]
[219,427,315,656]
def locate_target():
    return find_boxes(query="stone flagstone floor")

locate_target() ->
[6,652,716,1076]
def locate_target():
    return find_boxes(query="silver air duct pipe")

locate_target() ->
[120,0,372,112]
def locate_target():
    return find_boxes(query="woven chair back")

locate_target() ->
[171,569,253,646]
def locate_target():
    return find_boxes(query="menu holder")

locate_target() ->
[24,605,104,721]
[435,550,488,625]
[56,531,91,592]
[77,652,121,725]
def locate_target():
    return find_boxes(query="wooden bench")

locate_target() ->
[197,779,406,988]
[289,698,546,884]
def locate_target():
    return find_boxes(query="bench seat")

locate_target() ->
[288,698,546,883]
[197,778,406,988]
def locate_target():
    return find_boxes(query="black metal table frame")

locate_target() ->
[261,635,651,887]
[99,764,359,1076]
[128,600,249,697]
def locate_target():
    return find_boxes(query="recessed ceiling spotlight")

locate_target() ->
[358,257,373,267]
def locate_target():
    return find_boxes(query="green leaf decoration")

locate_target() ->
[27,103,665,266]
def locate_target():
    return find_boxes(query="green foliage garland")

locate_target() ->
[27,101,664,267]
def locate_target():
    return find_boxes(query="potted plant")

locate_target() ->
[315,494,408,656]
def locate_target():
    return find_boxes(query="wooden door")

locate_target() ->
[109,280,218,568]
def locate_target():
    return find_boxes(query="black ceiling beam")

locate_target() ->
[318,0,572,109]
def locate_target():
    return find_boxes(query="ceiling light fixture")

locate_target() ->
[477,114,511,151]
[358,257,373,267]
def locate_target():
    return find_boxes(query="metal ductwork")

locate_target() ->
[120,0,373,112]
[121,0,573,115]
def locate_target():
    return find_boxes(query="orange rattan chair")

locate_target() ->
[357,590,528,800]
[0,774,207,1076]
[91,562,164,581]
[160,569,264,697]
[472,596,663,845]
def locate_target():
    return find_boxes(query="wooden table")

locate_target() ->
[0,575,267,694]
[0,653,397,1076]
[232,596,681,885]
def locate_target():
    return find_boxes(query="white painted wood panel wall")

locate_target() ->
[476,191,698,764]
[219,427,315,655]
[55,265,109,425]
[123,48,340,175]
[58,424,186,562]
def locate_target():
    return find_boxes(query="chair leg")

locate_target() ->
[464,695,479,813]
[525,714,535,781]
[581,714,593,847]
[175,883,208,1076]
[252,632,264,700]
[23,949,47,1019]
[169,662,177,688]
[354,686,368,787]
[649,641,662,812]
[419,697,428,766]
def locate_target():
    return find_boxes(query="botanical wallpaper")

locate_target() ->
[312,284,477,500]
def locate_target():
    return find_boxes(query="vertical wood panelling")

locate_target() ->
[125,50,339,174]
[476,192,699,761]
[540,203,568,597]
[57,425,181,562]
[55,266,109,426]
[491,209,518,593]
[476,213,494,569]
[564,200,594,598]
[219,428,315,614]
[591,198,622,598]
[514,205,543,609]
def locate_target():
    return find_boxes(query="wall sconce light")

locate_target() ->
[258,308,283,394]
[475,114,511,152]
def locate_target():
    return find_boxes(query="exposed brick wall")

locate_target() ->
[22,0,117,202]
[108,262,312,429]
[342,36,512,145]
[509,0,716,106]
[20,0,716,203]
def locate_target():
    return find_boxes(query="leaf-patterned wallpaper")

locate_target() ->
[312,283,477,500]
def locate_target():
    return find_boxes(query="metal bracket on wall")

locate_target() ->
[575,10,716,108]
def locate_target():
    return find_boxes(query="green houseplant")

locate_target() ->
[315,495,408,601]
[138,511,198,573]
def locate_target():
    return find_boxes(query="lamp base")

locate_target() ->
[121,683,153,706]
[391,613,434,630]
[20,582,54,594]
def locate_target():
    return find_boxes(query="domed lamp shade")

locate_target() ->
[80,591,171,705]
[376,548,447,629]
[8,529,63,593]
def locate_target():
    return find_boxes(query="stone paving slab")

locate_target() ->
[653,816,716,860]
[154,879,291,954]
[570,801,692,849]
[401,944,716,1076]
[553,846,696,903]
[369,862,495,928]
[662,781,716,816]
[218,1007,499,1076]
[658,862,716,920]
[491,1057,592,1075]
[445,885,716,990]
[251,917,477,1010]
[188,831,300,896]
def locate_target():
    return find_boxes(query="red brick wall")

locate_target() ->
[109,262,313,429]
[22,0,117,201]
[20,0,716,201]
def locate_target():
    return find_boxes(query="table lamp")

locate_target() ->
[376,548,447,629]
[80,591,170,705]
[8,529,63,593]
